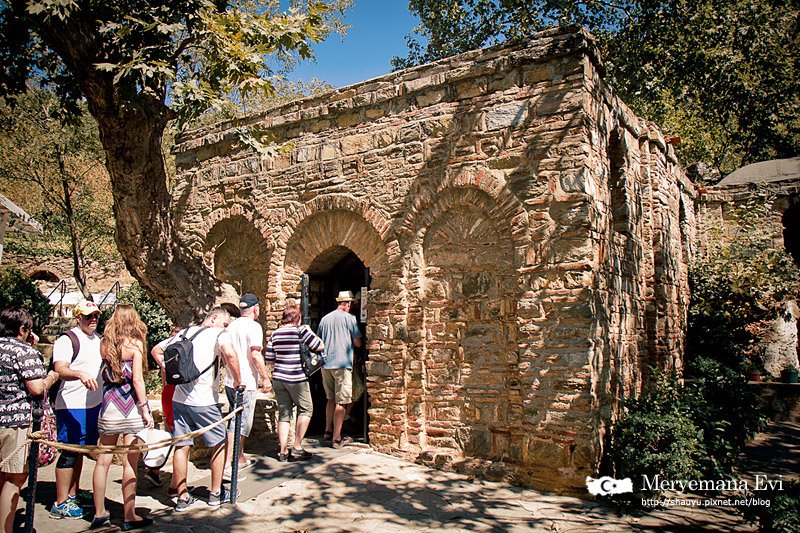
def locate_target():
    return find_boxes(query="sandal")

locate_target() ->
[323,431,333,442]
[332,436,353,449]
[89,513,111,530]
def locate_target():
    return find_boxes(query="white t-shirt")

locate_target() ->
[52,326,104,410]
[158,326,224,407]
[219,316,263,391]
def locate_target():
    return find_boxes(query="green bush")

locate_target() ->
[739,480,800,533]
[612,370,702,496]
[0,267,53,330]
[684,357,766,477]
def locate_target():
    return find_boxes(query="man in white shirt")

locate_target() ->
[50,300,104,520]
[152,307,234,509]
[219,293,270,480]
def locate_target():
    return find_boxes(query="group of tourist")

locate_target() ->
[0,289,362,532]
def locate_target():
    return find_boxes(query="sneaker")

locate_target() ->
[208,486,241,506]
[290,448,312,461]
[277,452,290,463]
[222,468,246,482]
[175,494,198,512]
[50,500,84,520]
[144,470,163,487]
[239,458,255,470]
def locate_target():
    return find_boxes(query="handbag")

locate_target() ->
[299,340,325,378]
[36,398,58,468]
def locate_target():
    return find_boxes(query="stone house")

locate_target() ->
[172,26,694,494]
[696,158,800,378]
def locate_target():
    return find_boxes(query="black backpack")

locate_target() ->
[47,330,80,405]
[163,326,213,385]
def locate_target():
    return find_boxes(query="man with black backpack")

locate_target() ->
[152,307,233,510]
[49,299,104,520]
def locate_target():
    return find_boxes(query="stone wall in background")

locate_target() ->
[698,179,800,378]
[172,26,693,494]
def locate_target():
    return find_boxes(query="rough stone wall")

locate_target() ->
[172,26,692,494]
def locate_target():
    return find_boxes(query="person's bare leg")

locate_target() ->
[92,435,117,518]
[0,474,25,533]
[121,435,144,522]
[293,415,311,450]
[172,446,190,499]
[209,444,225,495]
[325,399,335,435]
[332,403,347,441]
[277,421,290,455]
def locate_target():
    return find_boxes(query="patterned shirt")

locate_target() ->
[0,336,47,427]
[265,325,324,383]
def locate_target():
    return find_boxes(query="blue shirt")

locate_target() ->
[317,309,362,369]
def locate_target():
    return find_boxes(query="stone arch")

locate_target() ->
[400,168,530,250]
[273,195,401,299]
[279,209,392,299]
[27,268,59,282]
[203,215,272,297]
[276,204,407,448]
[405,185,522,462]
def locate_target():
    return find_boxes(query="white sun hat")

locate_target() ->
[135,428,173,469]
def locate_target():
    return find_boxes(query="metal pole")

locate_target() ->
[301,274,310,326]
[229,386,245,504]
[23,397,43,532]
[362,268,370,443]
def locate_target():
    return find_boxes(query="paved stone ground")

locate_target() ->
[22,435,765,533]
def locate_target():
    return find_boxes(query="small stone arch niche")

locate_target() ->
[204,215,272,296]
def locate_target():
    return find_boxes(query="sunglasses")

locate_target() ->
[82,313,101,320]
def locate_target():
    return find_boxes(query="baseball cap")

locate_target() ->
[239,293,260,310]
[73,300,100,317]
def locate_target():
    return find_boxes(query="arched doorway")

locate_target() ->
[304,245,370,441]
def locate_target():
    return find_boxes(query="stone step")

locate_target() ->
[42,317,73,336]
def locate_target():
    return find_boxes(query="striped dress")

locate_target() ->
[98,360,145,435]
[265,325,324,383]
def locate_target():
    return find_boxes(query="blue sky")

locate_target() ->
[286,2,421,88]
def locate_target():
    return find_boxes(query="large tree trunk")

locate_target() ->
[94,106,229,323]
[21,4,232,324]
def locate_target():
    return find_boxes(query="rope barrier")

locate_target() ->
[0,406,243,468]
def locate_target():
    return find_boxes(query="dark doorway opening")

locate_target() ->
[303,247,370,442]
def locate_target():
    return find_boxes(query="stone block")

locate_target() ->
[486,102,528,130]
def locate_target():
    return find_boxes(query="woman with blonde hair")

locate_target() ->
[91,304,154,530]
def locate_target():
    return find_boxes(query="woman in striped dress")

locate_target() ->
[265,305,324,462]
[92,304,153,530]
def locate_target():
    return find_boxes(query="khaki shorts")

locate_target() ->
[322,368,353,405]
[0,427,29,474]
[272,380,313,422]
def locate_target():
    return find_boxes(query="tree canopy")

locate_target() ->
[0,87,114,297]
[0,0,350,321]
[393,0,799,177]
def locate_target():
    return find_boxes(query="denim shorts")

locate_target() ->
[225,387,257,437]
[172,402,227,448]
